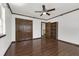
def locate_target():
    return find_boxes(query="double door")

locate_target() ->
[16,18,32,41]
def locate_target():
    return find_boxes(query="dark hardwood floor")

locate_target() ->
[5,38,79,56]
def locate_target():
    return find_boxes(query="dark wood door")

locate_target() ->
[16,18,32,41]
[46,22,58,39]
[46,22,51,39]
[51,22,58,39]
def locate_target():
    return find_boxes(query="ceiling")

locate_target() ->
[8,3,79,20]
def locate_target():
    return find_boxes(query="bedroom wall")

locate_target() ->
[48,10,79,45]
[0,4,12,56]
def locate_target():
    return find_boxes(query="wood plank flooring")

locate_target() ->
[4,38,79,56]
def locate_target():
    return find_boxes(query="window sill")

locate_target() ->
[0,34,6,38]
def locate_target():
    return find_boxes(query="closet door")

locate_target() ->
[16,18,32,41]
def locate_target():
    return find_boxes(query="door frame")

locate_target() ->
[41,22,46,38]
[41,22,58,39]
[15,18,33,42]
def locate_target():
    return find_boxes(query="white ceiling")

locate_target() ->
[9,3,79,20]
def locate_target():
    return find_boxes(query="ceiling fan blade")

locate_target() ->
[47,8,55,12]
[35,11,42,13]
[42,5,45,11]
[40,13,43,16]
[46,13,50,16]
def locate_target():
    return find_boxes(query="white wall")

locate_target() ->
[0,4,12,56]
[48,10,79,45]
[12,14,42,41]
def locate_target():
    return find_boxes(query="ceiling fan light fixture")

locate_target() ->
[35,5,55,16]
[43,12,46,15]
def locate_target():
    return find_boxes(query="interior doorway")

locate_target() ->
[41,22,46,38]
[16,18,33,42]
[41,22,58,39]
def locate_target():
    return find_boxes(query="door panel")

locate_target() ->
[46,22,51,39]
[51,22,58,39]
[16,18,32,41]
[46,22,58,39]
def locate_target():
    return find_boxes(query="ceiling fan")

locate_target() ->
[35,5,55,16]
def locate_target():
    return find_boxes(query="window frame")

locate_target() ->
[0,4,6,38]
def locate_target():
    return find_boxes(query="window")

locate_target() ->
[0,3,5,37]
[0,17,2,34]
